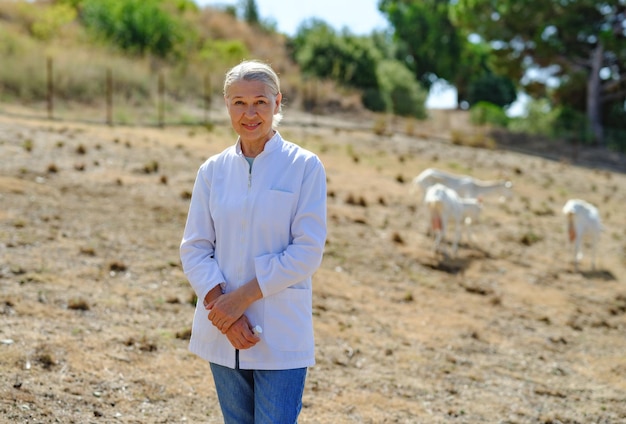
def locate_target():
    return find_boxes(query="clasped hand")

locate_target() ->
[206,291,259,349]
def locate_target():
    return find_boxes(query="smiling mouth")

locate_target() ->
[242,122,261,130]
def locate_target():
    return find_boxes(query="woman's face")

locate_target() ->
[225,79,281,146]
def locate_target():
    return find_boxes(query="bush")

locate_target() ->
[554,106,589,141]
[292,21,381,90]
[505,100,603,147]
[199,39,249,71]
[31,3,77,40]
[81,0,183,57]
[361,87,386,113]
[376,60,427,118]
[470,101,508,127]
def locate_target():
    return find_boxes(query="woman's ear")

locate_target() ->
[274,92,283,113]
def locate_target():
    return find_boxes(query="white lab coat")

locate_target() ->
[180,132,327,370]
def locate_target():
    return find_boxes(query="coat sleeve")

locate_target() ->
[180,162,226,300]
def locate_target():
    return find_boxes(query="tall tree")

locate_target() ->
[378,0,463,90]
[239,0,259,26]
[291,19,381,90]
[453,36,517,109]
[452,0,626,145]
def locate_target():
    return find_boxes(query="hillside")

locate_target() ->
[0,0,365,126]
[1,107,625,423]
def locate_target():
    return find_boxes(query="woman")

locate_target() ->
[180,60,327,423]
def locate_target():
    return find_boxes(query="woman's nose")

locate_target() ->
[245,105,256,116]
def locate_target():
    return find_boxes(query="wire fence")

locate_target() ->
[2,55,625,159]
[0,54,379,135]
[0,56,229,128]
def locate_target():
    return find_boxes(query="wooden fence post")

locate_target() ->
[106,68,112,126]
[204,74,211,125]
[312,79,318,126]
[47,56,53,120]
[158,72,165,128]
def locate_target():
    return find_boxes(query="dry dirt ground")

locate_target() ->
[1,107,626,424]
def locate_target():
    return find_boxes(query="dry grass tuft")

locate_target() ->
[391,232,404,244]
[345,193,367,207]
[67,297,89,311]
[34,346,56,370]
[520,231,542,246]
[143,160,159,174]
[108,261,127,272]
[451,129,497,149]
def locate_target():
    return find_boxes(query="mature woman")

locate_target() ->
[180,60,327,423]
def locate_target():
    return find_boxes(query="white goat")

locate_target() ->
[412,167,513,201]
[424,183,483,256]
[562,199,602,270]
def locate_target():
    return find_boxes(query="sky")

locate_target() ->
[195,0,390,37]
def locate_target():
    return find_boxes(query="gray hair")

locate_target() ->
[223,60,283,127]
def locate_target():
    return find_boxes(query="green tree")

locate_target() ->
[292,19,381,90]
[378,0,462,90]
[378,1,517,111]
[453,37,515,109]
[467,73,517,108]
[239,0,259,26]
[452,0,626,145]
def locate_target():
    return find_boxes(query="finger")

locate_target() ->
[245,332,260,342]
[227,333,246,349]
[208,309,217,322]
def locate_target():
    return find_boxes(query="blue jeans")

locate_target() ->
[209,362,307,424]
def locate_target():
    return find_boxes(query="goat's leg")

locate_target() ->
[590,236,597,270]
[574,237,582,270]
[464,219,474,246]
[451,220,460,256]
[433,230,442,252]
[430,211,443,252]
[439,220,448,255]
[575,238,583,263]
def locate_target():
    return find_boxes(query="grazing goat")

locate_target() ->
[412,167,513,201]
[562,199,602,270]
[424,183,483,256]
